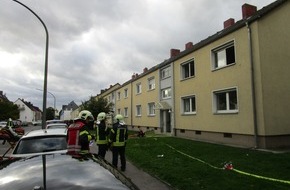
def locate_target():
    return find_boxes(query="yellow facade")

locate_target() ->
[97,0,290,148]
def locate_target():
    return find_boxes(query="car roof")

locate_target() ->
[46,123,67,126]
[46,119,65,124]
[0,154,134,190]
[21,128,67,139]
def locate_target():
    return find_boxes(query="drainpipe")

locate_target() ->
[130,82,133,128]
[246,21,258,148]
[171,62,176,137]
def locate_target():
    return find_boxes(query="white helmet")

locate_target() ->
[78,110,94,121]
[114,114,125,125]
[97,112,106,122]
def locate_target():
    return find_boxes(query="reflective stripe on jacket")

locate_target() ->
[80,130,92,141]
[109,123,128,147]
[96,121,109,145]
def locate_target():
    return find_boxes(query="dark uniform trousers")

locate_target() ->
[112,146,126,170]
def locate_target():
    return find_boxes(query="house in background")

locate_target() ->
[59,101,79,121]
[14,98,42,124]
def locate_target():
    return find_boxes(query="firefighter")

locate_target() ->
[5,118,21,140]
[109,114,128,171]
[95,112,110,159]
[77,110,95,155]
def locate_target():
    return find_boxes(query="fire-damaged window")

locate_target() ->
[212,41,235,70]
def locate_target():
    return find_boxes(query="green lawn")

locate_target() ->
[126,132,290,190]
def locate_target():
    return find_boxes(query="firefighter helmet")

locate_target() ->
[114,114,125,125]
[97,112,106,121]
[78,110,94,121]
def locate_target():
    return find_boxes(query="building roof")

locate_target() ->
[62,101,79,111]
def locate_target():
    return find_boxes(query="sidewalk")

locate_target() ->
[90,143,174,190]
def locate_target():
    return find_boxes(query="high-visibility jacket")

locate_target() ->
[109,123,128,147]
[79,125,93,154]
[95,121,109,145]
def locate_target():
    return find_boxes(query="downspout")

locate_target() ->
[171,62,176,137]
[246,21,259,148]
[130,82,133,127]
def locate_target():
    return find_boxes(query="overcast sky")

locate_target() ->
[0,0,275,111]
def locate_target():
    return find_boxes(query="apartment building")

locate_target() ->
[97,0,290,149]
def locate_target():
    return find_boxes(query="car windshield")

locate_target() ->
[13,136,67,154]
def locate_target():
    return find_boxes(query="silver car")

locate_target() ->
[1,128,138,190]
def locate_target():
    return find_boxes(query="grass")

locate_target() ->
[126,131,290,190]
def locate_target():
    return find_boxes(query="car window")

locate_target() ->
[46,124,67,129]
[14,136,67,154]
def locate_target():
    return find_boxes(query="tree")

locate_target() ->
[0,101,20,120]
[46,107,55,120]
[80,96,114,119]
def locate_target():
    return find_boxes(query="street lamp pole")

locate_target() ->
[13,0,49,130]
[36,88,56,118]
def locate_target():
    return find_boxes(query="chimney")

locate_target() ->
[224,18,235,29]
[170,48,180,58]
[143,67,148,73]
[185,42,193,50]
[242,4,257,19]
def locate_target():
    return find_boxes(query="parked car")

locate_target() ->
[46,123,68,130]
[21,121,28,126]
[12,120,22,127]
[32,120,42,126]
[0,121,7,129]
[1,128,137,190]
[46,119,66,125]
[12,128,67,157]
[0,153,136,189]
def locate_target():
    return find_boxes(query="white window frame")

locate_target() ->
[148,102,156,116]
[181,59,195,79]
[161,88,171,99]
[148,77,155,90]
[212,40,236,70]
[117,92,121,100]
[161,67,170,79]
[181,95,196,114]
[124,107,128,117]
[213,87,238,114]
[136,83,142,94]
[136,105,142,116]
[124,89,128,98]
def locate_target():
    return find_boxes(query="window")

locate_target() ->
[148,103,155,116]
[136,105,142,116]
[117,109,121,114]
[124,89,128,98]
[136,83,142,94]
[181,59,195,79]
[124,107,128,117]
[161,88,171,99]
[181,95,196,114]
[161,67,170,79]
[213,88,238,113]
[148,77,155,90]
[212,41,235,69]
[117,92,121,100]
